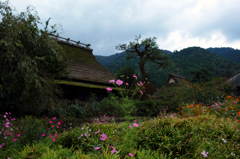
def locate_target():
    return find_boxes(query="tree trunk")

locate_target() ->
[138,63,151,100]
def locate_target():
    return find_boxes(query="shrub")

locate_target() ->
[135,99,158,117]
[13,115,49,147]
[172,77,237,106]
[99,95,125,117]
[82,93,101,118]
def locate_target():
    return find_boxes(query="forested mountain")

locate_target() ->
[95,52,127,67]
[95,50,172,67]
[95,47,240,89]
[206,47,240,65]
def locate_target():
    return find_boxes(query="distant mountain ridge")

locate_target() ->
[206,47,240,65]
[95,50,172,67]
[95,47,240,89]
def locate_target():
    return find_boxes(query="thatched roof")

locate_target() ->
[151,73,188,99]
[48,34,117,89]
[165,72,185,86]
[227,69,240,87]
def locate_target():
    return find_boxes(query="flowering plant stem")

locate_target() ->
[107,75,145,121]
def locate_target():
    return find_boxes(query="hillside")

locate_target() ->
[95,50,172,67]
[95,47,240,89]
[95,52,127,67]
[148,47,240,88]
[206,47,240,65]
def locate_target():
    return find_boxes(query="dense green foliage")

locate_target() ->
[0,1,69,117]
[95,52,127,67]
[207,47,240,65]
[115,65,139,90]
[95,50,172,68]
[153,77,237,113]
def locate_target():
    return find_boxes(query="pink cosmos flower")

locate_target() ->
[126,82,129,86]
[109,80,115,83]
[129,125,132,128]
[100,134,107,141]
[106,87,112,93]
[49,121,52,123]
[53,117,56,120]
[111,149,117,154]
[110,145,115,149]
[13,138,17,141]
[17,134,20,137]
[139,90,143,95]
[133,75,137,79]
[42,134,46,137]
[140,81,143,86]
[135,119,138,122]
[95,130,100,135]
[52,138,56,142]
[133,123,139,127]
[129,153,134,157]
[137,83,140,86]
[94,147,100,150]
[116,79,123,85]
[58,122,61,125]
[201,150,209,157]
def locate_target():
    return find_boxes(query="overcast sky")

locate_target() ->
[2,0,240,56]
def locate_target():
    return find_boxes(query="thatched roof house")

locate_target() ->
[49,34,119,102]
[227,69,240,96]
[151,73,188,99]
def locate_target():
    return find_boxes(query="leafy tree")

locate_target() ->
[0,0,69,117]
[116,65,138,90]
[189,67,213,83]
[189,69,202,83]
[115,34,173,100]
[199,67,213,82]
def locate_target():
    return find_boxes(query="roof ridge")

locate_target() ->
[48,34,93,51]
[228,69,240,79]
[169,72,185,79]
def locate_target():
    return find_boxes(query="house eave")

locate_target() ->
[55,80,123,91]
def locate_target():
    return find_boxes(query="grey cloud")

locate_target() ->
[1,0,240,56]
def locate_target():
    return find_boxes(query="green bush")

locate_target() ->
[41,98,87,119]
[99,96,125,117]
[154,99,180,114]
[39,98,72,118]
[13,115,49,147]
[67,104,87,118]
[81,93,101,118]
[135,99,159,117]
[172,77,237,106]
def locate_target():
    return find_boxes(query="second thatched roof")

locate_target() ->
[151,72,188,99]
[227,69,240,87]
